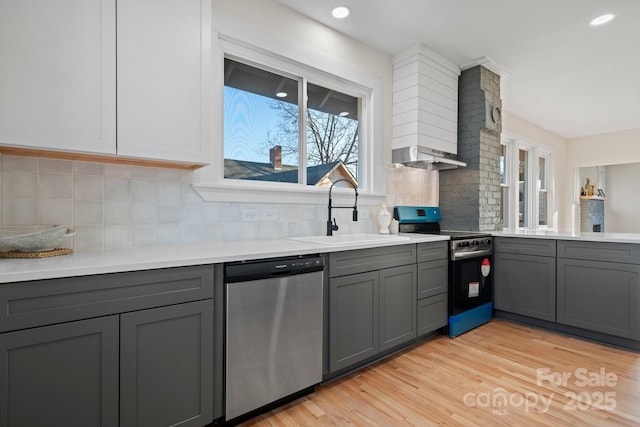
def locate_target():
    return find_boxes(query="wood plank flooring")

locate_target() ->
[239,319,640,426]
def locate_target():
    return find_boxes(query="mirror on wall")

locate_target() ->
[577,163,640,233]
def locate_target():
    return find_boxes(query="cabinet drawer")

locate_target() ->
[329,244,416,277]
[495,237,556,257]
[416,241,448,263]
[557,240,640,264]
[417,259,448,299]
[0,265,214,332]
[417,294,448,336]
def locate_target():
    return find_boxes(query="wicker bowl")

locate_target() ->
[0,225,76,252]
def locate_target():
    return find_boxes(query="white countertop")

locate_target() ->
[494,230,640,244]
[0,233,449,283]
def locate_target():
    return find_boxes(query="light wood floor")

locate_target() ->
[239,319,640,426]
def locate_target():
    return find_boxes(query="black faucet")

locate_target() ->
[327,179,358,236]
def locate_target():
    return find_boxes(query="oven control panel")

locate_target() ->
[451,237,493,260]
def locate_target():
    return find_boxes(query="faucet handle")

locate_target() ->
[352,207,358,222]
[332,218,339,232]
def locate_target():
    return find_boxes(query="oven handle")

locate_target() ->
[450,249,493,261]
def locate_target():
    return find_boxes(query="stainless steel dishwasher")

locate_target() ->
[224,255,324,421]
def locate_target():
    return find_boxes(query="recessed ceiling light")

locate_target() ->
[332,6,350,19]
[589,13,615,26]
[276,92,287,98]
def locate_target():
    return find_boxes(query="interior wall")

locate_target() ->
[501,111,567,230]
[604,163,640,232]
[565,128,640,232]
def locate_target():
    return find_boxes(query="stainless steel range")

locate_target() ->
[394,206,493,337]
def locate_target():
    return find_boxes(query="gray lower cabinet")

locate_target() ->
[0,265,215,427]
[328,246,417,374]
[557,242,640,340]
[379,265,417,351]
[330,271,379,372]
[0,316,120,427]
[494,238,556,321]
[120,300,214,427]
[416,242,448,336]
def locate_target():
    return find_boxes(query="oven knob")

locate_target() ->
[472,240,480,246]
[458,241,469,248]
[481,238,491,245]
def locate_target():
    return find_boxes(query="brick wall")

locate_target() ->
[580,199,604,232]
[439,66,502,231]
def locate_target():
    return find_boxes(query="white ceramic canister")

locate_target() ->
[378,202,391,234]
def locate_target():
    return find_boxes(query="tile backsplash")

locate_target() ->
[3,155,423,250]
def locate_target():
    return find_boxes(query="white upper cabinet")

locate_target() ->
[117,0,211,164]
[0,0,211,166]
[0,0,117,155]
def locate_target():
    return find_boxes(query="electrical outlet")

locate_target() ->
[261,208,277,221]
[241,209,259,222]
[359,209,370,219]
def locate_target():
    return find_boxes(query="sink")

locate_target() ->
[289,233,410,246]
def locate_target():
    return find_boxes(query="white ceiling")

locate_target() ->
[276,0,640,139]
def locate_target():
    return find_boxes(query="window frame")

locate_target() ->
[195,26,384,205]
[501,134,553,230]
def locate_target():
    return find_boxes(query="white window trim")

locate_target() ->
[194,11,384,205]
[502,132,554,230]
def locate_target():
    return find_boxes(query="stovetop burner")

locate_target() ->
[440,230,493,240]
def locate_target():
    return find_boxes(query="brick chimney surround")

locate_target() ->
[439,65,502,231]
[270,145,282,170]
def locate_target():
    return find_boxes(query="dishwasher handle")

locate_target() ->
[225,255,324,283]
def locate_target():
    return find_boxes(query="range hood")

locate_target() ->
[392,146,467,171]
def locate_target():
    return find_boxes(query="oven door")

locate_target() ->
[448,255,493,337]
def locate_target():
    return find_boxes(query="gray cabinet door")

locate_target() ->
[120,300,214,427]
[329,271,379,372]
[329,245,416,277]
[417,258,448,299]
[557,259,640,339]
[0,316,119,427]
[417,293,448,336]
[379,264,417,352]
[494,252,556,321]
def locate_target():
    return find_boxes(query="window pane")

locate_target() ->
[500,144,507,185]
[518,149,529,227]
[306,82,360,187]
[223,58,299,183]
[538,157,546,189]
[500,186,509,229]
[538,191,548,226]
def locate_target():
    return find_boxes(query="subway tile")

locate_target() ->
[72,225,104,250]
[2,171,38,199]
[132,179,157,203]
[104,201,131,225]
[131,165,157,179]
[39,199,73,226]
[157,224,180,244]
[2,199,38,225]
[157,180,181,203]
[104,225,131,249]
[74,175,104,201]
[179,224,203,243]
[181,202,203,225]
[203,202,222,223]
[131,225,158,246]
[202,224,223,242]
[132,202,158,224]
[105,177,131,202]
[39,158,73,174]
[104,163,133,178]
[39,173,73,199]
[74,161,104,176]
[1,155,38,172]
[158,203,182,223]
[74,201,104,225]
[157,168,184,180]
